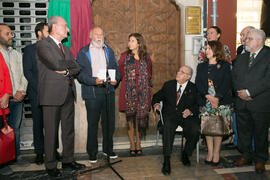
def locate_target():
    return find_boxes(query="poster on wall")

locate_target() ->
[185,6,201,35]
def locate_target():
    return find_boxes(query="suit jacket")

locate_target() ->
[236,45,244,55]
[23,43,38,100]
[152,80,199,124]
[36,36,80,106]
[232,45,270,112]
[195,61,232,107]
[76,44,120,100]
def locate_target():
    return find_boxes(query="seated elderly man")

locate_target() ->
[152,65,200,175]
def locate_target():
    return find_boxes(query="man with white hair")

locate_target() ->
[76,27,120,163]
[232,29,270,174]
[236,26,255,55]
[152,65,200,175]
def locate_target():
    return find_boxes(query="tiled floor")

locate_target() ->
[1,145,270,180]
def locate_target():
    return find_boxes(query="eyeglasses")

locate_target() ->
[11,32,16,38]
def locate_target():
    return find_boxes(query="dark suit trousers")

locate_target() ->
[85,87,115,155]
[43,86,75,170]
[163,117,200,157]
[29,95,44,155]
[236,110,270,163]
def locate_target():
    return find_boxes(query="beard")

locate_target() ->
[91,39,104,48]
[0,37,12,48]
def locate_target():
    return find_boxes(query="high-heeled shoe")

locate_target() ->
[212,161,220,166]
[136,149,143,156]
[204,159,212,165]
[130,150,136,157]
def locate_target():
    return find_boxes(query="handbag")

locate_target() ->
[201,115,231,136]
[0,109,15,164]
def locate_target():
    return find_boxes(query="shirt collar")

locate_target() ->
[49,35,61,46]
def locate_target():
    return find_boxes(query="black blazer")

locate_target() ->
[152,80,199,124]
[23,43,38,100]
[232,46,270,112]
[236,45,244,55]
[195,61,232,106]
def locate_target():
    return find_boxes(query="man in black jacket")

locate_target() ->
[233,29,270,174]
[152,65,200,175]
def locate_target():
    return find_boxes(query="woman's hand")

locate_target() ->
[205,94,219,108]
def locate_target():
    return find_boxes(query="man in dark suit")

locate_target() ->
[36,16,85,177]
[152,65,200,175]
[76,27,120,163]
[23,22,48,165]
[232,29,270,174]
[236,26,255,55]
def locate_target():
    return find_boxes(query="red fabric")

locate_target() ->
[118,52,152,112]
[0,52,12,115]
[0,109,15,164]
[70,0,93,58]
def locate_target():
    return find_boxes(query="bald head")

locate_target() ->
[48,16,69,42]
[240,26,255,45]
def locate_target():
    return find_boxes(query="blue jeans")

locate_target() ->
[7,101,23,157]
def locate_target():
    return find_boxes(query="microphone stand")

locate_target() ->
[79,47,123,180]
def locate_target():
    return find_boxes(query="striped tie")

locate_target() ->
[176,85,182,105]
[249,53,256,67]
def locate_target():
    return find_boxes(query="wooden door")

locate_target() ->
[92,0,181,135]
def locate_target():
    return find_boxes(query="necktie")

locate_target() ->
[59,43,65,57]
[176,85,182,105]
[249,53,256,66]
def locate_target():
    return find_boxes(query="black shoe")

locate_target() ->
[162,156,171,175]
[103,152,118,159]
[204,159,212,165]
[89,153,97,163]
[62,161,86,171]
[35,154,44,165]
[46,168,62,177]
[181,151,191,166]
[212,161,220,166]
[56,151,62,161]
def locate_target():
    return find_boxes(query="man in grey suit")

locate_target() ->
[36,16,85,177]
[232,29,270,174]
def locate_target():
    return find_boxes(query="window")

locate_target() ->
[0,0,48,53]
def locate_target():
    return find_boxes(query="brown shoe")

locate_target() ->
[255,163,265,174]
[235,158,252,166]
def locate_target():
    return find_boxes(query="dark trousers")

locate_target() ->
[29,95,44,155]
[236,110,270,163]
[85,87,115,155]
[163,117,200,157]
[43,87,75,170]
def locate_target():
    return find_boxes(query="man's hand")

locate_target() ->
[110,80,117,86]
[237,90,253,101]
[96,78,104,85]
[182,109,192,118]
[13,91,25,102]
[0,93,10,109]
[154,104,161,112]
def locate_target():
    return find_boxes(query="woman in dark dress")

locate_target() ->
[195,41,232,166]
[118,33,152,156]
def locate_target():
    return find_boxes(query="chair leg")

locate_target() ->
[156,131,159,146]
[196,141,199,163]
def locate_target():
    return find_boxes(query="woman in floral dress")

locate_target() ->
[195,41,232,166]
